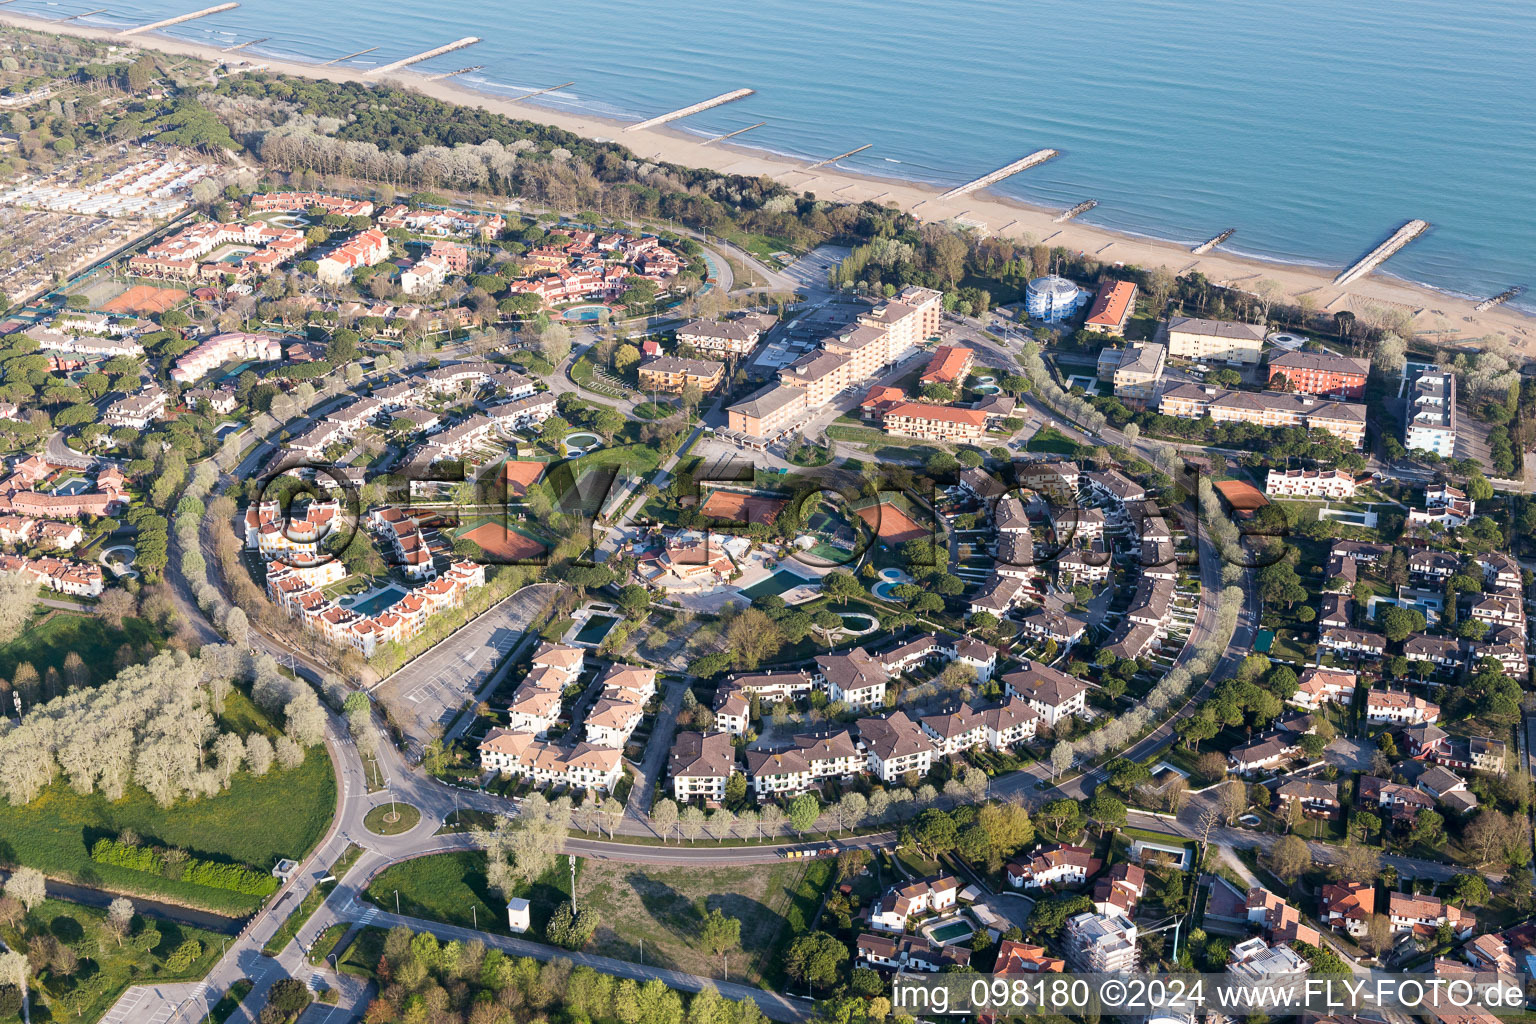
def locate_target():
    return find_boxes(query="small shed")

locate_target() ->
[506,897,531,934]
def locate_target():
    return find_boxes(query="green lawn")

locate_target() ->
[0,897,225,1024]
[574,859,825,985]
[0,611,164,686]
[1025,425,1081,455]
[0,735,335,916]
[337,925,389,982]
[364,850,572,939]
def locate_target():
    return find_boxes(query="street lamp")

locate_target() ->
[470,901,478,931]
[394,889,400,915]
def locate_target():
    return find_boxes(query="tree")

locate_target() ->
[700,907,741,957]
[1086,789,1126,835]
[0,572,39,645]
[107,897,134,945]
[788,793,820,834]
[1218,780,1248,823]
[784,931,847,989]
[3,867,44,912]
[1038,798,1083,841]
[1448,873,1490,908]
[651,799,678,841]
[1351,810,1382,844]
[1268,834,1311,882]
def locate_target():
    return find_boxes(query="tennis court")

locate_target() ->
[856,501,931,544]
[459,519,548,561]
[101,284,188,314]
[700,490,788,526]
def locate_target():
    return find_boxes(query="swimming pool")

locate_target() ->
[573,614,619,645]
[562,304,609,322]
[928,920,974,944]
[342,585,406,617]
[565,432,602,454]
[739,569,811,600]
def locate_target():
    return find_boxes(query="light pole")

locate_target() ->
[569,854,576,911]
[470,901,477,931]
[394,889,400,915]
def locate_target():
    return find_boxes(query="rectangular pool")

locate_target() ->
[929,921,974,943]
[738,569,811,601]
[349,585,406,617]
[573,614,619,645]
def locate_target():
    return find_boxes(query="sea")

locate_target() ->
[14,0,1536,314]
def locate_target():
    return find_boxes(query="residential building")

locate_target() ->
[1320,628,1387,659]
[637,354,725,394]
[1246,887,1320,946]
[478,730,623,792]
[857,711,936,781]
[1158,384,1368,447]
[879,402,988,443]
[1005,843,1100,890]
[1408,484,1475,528]
[1266,351,1370,398]
[1265,468,1357,500]
[725,383,807,439]
[813,648,889,708]
[1320,881,1376,938]
[867,874,961,933]
[1063,910,1137,973]
[316,229,390,285]
[1083,279,1137,334]
[1095,341,1166,400]
[669,731,735,804]
[1227,937,1310,981]
[1024,275,1085,322]
[993,940,1065,974]
[1165,316,1266,364]
[171,331,283,384]
[1228,733,1300,774]
[103,388,168,429]
[1290,667,1357,710]
[1405,369,1457,457]
[1002,663,1088,725]
[920,345,975,386]
[674,312,777,356]
[1276,779,1341,817]
[1388,892,1475,939]
[1365,689,1440,725]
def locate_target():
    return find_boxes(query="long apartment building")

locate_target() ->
[316,229,390,285]
[880,401,988,443]
[674,312,777,356]
[1266,350,1370,398]
[726,286,942,437]
[171,331,283,383]
[636,354,725,394]
[1158,383,1367,447]
[1165,316,1267,364]
[1404,368,1457,457]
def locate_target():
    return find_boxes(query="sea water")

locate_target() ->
[20,0,1536,311]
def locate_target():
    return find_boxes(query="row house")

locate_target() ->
[1126,576,1177,631]
[583,694,646,748]
[245,499,340,560]
[1084,469,1146,503]
[1320,627,1386,659]
[1017,607,1086,646]
[743,730,863,798]
[636,354,725,394]
[969,573,1029,617]
[1404,723,1507,775]
[721,669,815,705]
[316,228,391,285]
[879,402,988,444]
[1057,540,1111,584]
[487,393,558,432]
[376,205,504,239]
[250,192,374,217]
[1265,468,1358,500]
[173,330,283,384]
[712,689,750,737]
[1410,549,1463,580]
[477,729,624,792]
[1319,594,1352,630]
[1364,689,1440,725]
[0,553,104,597]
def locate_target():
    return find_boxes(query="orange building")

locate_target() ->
[1084,280,1137,334]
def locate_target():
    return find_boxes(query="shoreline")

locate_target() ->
[5,11,1535,356]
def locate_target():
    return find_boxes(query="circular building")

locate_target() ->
[1025,274,1085,323]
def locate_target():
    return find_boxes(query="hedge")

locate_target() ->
[91,839,279,897]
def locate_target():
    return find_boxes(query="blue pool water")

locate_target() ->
[345,585,407,617]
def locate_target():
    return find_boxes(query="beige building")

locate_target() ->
[674,312,778,356]
[881,402,988,443]
[636,354,724,394]
[1158,383,1367,448]
[725,383,808,437]
[1095,341,1166,399]
[778,286,944,410]
[1166,316,1266,364]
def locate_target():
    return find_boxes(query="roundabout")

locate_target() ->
[365,801,422,836]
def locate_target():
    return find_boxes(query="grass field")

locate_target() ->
[364,851,572,939]
[1026,425,1081,455]
[0,611,163,686]
[0,724,334,915]
[573,859,817,984]
[0,897,224,1023]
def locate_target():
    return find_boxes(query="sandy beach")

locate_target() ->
[6,11,1534,355]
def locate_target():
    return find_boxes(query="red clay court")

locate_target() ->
[500,460,547,498]
[856,501,931,544]
[101,285,188,314]
[699,490,788,526]
[461,521,548,561]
